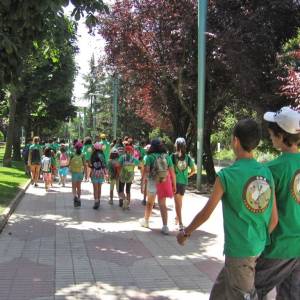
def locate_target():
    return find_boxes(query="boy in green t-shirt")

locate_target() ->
[177,119,277,300]
[255,106,300,300]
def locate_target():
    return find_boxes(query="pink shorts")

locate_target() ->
[43,173,52,181]
[156,172,173,199]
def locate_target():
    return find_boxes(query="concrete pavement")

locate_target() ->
[0,174,273,300]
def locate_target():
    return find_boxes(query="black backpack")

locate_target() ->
[31,148,41,164]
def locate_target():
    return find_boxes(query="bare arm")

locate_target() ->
[177,177,224,245]
[268,192,278,233]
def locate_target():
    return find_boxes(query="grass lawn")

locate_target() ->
[0,144,29,214]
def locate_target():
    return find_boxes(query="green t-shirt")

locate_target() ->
[171,153,195,185]
[262,153,300,259]
[82,144,93,161]
[218,158,274,257]
[100,140,110,163]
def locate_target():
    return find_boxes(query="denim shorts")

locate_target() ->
[59,167,68,177]
[91,176,105,184]
[147,178,157,195]
[71,172,84,182]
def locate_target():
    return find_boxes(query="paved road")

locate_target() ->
[0,174,274,300]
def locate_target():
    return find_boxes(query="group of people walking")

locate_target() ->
[24,133,196,235]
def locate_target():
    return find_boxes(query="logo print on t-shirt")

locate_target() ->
[243,176,271,213]
[291,169,300,204]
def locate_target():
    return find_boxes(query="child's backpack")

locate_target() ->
[92,154,106,178]
[119,155,135,183]
[172,154,191,172]
[59,152,69,167]
[69,155,84,173]
[151,154,168,183]
[31,147,41,164]
[41,157,51,173]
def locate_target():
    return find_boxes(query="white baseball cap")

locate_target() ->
[264,106,300,134]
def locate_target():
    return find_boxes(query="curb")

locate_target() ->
[0,179,31,233]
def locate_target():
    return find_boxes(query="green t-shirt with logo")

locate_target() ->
[262,153,300,259]
[145,153,173,168]
[82,144,93,161]
[218,158,274,257]
[170,153,195,185]
[29,144,43,164]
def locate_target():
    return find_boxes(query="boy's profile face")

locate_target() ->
[268,129,282,150]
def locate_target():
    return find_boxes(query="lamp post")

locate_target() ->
[196,0,208,190]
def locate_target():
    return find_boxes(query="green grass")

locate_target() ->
[0,144,29,214]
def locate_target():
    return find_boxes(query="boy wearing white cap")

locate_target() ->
[255,106,300,299]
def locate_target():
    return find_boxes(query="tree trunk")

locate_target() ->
[13,124,21,161]
[3,89,17,167]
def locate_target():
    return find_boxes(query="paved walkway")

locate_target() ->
[0,174,272,300]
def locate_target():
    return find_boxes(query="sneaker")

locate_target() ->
[161,225,169,235]
[74,197,81,208]
[139,218,149,228]
[178,224,185,231]
[142,199,146,206]
[93,201,100,210]
[109,199,113,205]
[119,199,123,207]
[34,183,38,187]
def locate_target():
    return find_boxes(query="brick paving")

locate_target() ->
[0,175,275,300]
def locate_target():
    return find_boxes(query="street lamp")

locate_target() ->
[196,0,208,190]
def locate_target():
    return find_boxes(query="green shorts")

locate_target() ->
[91,176,105,184]
[71,172,84,182]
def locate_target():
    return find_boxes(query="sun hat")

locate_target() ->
[94,142,103,150]
[264,106,300,134]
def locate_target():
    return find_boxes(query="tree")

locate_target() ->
[99,0,300,182]
[1,0,108,166]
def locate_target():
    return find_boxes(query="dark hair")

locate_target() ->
[91,148,104,164]
[175,142,186,157]
[110,151,119,159]
[233,119,261,152]
[75,147,82,155]
[267,122,300,147]
[148,143,167,154]
[60,146,66,153]
[84,136,92,145]
[44,147,51,158]
[73,139,78,146]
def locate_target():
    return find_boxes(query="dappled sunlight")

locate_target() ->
[55,281,209,300]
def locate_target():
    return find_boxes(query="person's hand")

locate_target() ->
[172,184,176,195]
[176,232,187,246]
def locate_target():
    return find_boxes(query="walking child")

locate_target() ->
[41,147,52,191]
[177,119,277,299]
[140,139,176,235]
[28,136,42,187]
[107,149,120,205]
[118,145,140,210]
[69,142,84,208]
[58,145,69,187]
[171,137,196,230]
[89,143,107,209]
[255,106,300,299]
[82,137,93,181]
